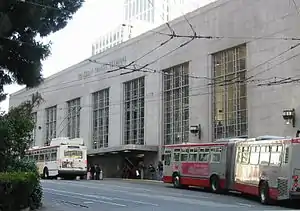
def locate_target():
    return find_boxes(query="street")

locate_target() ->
[41,179,297,211]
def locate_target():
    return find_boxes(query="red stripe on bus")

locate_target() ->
[163,176,173,183]
[292,138,300,143]
[234,183,279,200]
[181,177,210,188]
[163,176,226,189]
[27,145,59,152]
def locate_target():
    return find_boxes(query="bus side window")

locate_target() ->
[39,154,45,162]
[188,148,197,161]
[199,148,209,162]
[259,146,270,165]
[34,155,38,161]
[241,146,250,164]
[211,147,221,163]
[250,146,259,165]
[51,152,57,161]
[270,145,282,166]
[174,153,180,161]
[173,149,180,161]
[236,147,242,163]
[180,148,188,161]
[181,153,188,161]
[164,154,171,165]
[45,153,50,162]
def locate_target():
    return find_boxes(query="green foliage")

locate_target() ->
[0,101,36,170]
[0,172,39,211]
[0,171,37,184]
[29,181,43,210]
[0,89,45,209]
[0,0,84,100]
[6,159,43,210]
[7,158,39,177]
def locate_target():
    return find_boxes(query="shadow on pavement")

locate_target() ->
[164,186,300,210]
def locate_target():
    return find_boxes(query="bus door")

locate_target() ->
[225,143,236,189]
[209,146,225,179]
[162,148,172,176]
[172,148,181,173]
[180,148,189,176]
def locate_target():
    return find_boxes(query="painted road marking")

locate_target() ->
[44,188,159,206]
[43,186,237,208]
[42,180,210,200]
[236,202,253,207]
[55,180,155,192]
[83,201,94,204]
[44,190,126,207]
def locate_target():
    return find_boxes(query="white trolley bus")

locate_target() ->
[163,136,300,204]
[26,137,87,179]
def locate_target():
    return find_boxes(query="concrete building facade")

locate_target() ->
[92,21,155,55]
[92,0,201,55]
[9,0,300,177]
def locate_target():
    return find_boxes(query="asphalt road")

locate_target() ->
[41,179,297,211]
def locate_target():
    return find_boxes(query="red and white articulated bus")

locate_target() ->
[162,136,300,205]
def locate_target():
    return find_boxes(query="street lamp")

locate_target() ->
[190,124,201,139]
[282,108,295,127]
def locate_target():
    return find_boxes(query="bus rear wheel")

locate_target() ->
[173,175,181,188]
[210,175,221,193]
[259,181,271,205]
[43,168,49,179]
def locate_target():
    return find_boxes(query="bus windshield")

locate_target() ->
[64,150,83,159]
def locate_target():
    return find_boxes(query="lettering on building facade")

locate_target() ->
[78,56,127,80]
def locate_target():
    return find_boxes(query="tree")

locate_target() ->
[0,92,43,171]
[0,0,84,101]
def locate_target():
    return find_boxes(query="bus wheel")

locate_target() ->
[173,175,181,188]
[43,168,49,179]
[210,175,220,193]
[259,181,270,205]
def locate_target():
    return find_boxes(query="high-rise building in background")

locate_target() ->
[92,0,202,55]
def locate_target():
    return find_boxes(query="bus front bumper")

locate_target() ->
[58,169,86,176]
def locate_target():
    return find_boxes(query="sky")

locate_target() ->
[0,0,215,112]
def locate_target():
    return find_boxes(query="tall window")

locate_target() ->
[151,2,155,23]
[92,89,109,149]
[31,112,37,146]
[163,63,189,145]
[124,77,145,145]
[67,98,81,138]
[212,45,247,139]
[45,106,57,145]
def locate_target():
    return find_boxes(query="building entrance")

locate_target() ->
[122,154,144,179]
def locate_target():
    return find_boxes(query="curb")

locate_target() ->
[103,178,165,185]
[81,178,168,185]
